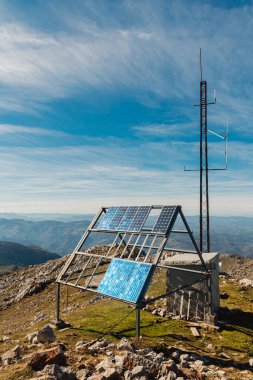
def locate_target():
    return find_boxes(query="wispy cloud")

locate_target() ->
[0,124,252,215]
[0,0,252,133]
[133,123,197,138]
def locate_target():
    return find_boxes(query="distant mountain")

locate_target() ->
[0,219,91,255]
[0,213,93,222]
[0,215,252,257]
[0,241,60,267]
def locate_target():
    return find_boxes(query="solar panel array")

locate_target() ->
[97,205,177,234]
[97,259,153,304]
[153,206,177,233]
[97,206,151,232]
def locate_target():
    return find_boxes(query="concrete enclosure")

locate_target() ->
[164,252,220,322]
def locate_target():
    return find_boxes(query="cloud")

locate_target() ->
[0,0,252,132]
[133,123,197,138]
[0,125,252,215]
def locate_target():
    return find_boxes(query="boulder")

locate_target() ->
[41,364,76,379]
[36,325,56,344]
[28,346,67,371]
[27,325,56,345]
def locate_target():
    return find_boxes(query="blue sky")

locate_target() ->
[0,0,252,216]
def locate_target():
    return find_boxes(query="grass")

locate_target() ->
[0,271,253,379]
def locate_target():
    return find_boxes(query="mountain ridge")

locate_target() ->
[0,241,60,268]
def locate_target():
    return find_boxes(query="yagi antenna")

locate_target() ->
[207,121,229,170]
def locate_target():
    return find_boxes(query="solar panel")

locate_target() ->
[153,206,177,233]
[97,259,153,304]
[97,207,118,230]
[108,207,128,230]
[116,206,139,231]
[129,206,151,231]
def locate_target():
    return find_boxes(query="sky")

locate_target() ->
[0,0,253,216]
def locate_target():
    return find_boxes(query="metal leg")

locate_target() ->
[56,283,60,322]
[136,306,140,340]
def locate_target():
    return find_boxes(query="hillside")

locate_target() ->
[0,241,60,268]
[0,251,252,379]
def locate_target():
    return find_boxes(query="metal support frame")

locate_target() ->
[56,204,211,337]
[56,282,60,322]
[136,306,141,340]
[144,276,208,305]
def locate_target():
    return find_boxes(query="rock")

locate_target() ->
[36,325,56,344]
[180,360,189,368]
[155,353,165,364]
[179,353,189,362]
[27,331,39,344]
[102,367,121,379]
[122,352,159,377]
[194,360,204,367]
[41,364,76,379]
[124,370,131,380]
[76,368,91,380]
[116,338,134,352]
[131,365,145,377]
[239,278,253,288]
[96,357,115,372]
[167,371,177,380]
[87,375,105,380]
[249,358,253,367]
[75,340,90,351]
[1,345,23,365]
[171,350,181,360]
[28,346,67,371]
[27,325,56,345]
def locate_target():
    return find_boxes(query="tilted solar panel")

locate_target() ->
[97,259,153,304]
[97,207,118,230]
[129,206,151,231]
[108,206,128,230]
[116,206,139,231]
[153,206,177,233]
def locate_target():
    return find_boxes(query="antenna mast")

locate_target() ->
[199,49,211,253]
[185,49,228,253]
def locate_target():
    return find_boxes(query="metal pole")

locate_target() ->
[56,283,61,322]
[136,306,140,340]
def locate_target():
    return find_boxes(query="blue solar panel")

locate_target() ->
[116,206,138,231]
[129,206,151,231]
[97,207,118,230]
[153,206,177,233]
[108,207,128,229]
[97,259,153,304]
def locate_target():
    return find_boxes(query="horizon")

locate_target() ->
[0,1,252,216]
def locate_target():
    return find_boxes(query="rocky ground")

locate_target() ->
[0,250,252,380]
